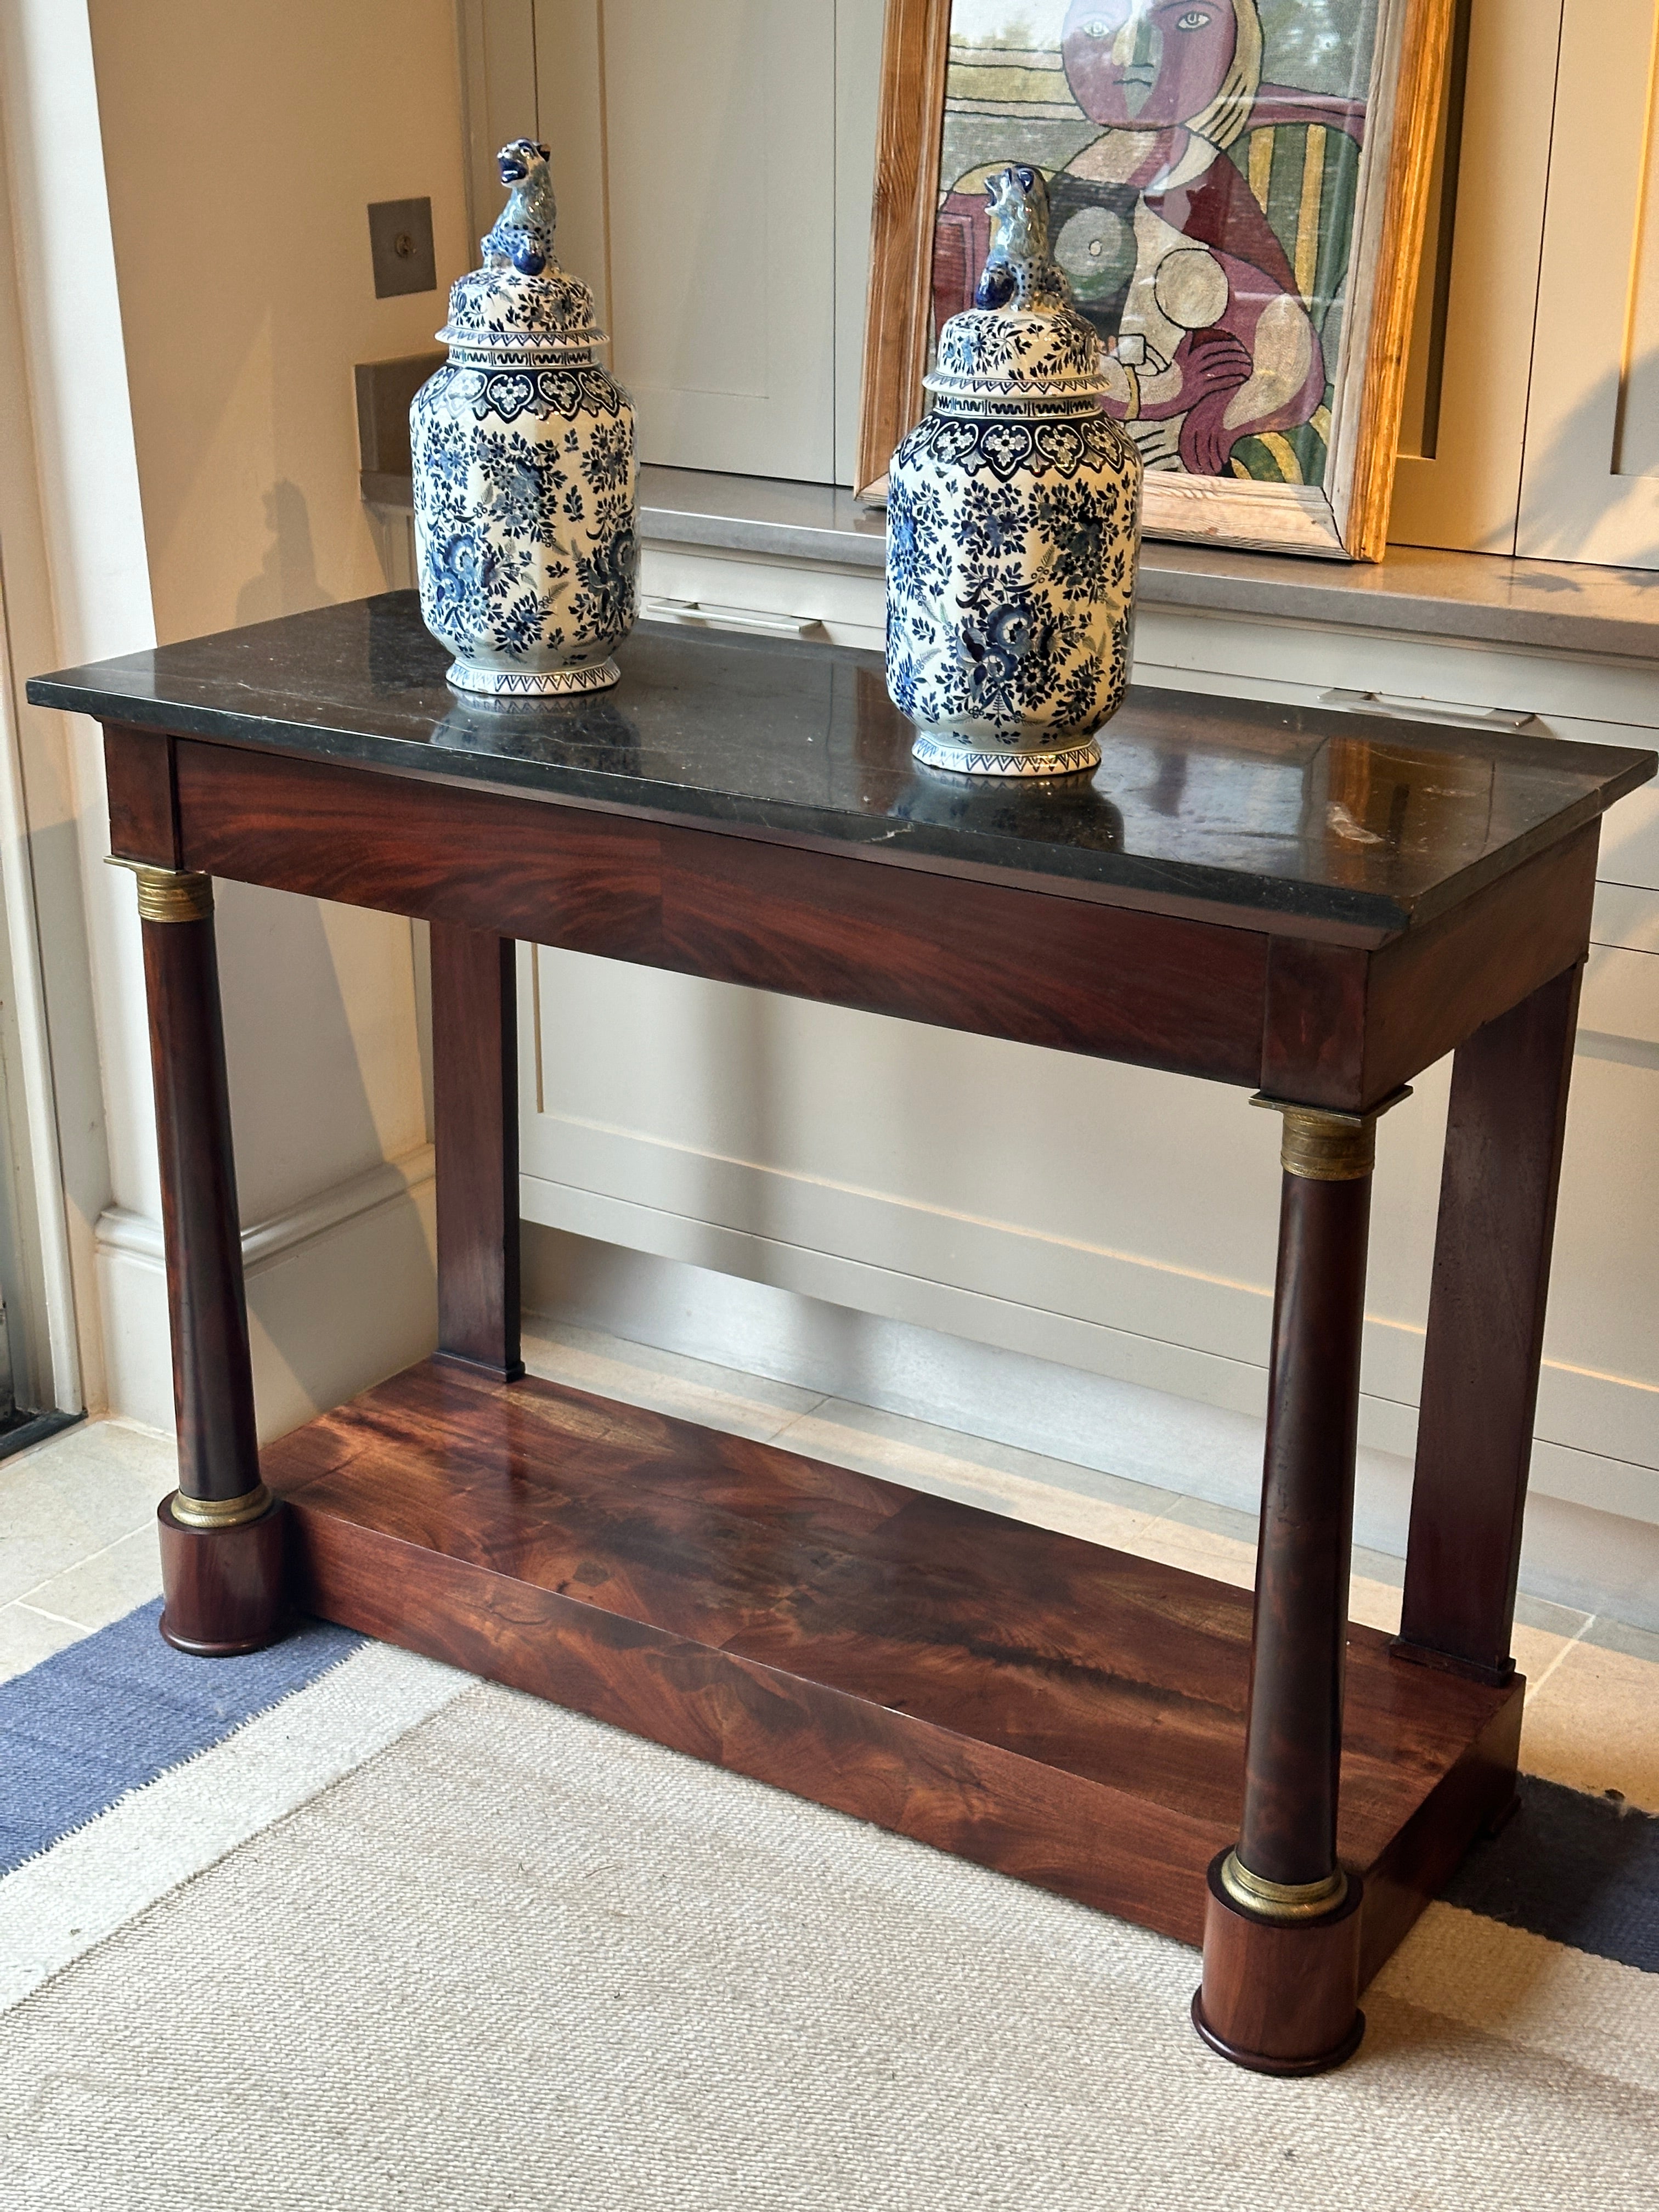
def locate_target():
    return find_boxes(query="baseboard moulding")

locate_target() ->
[97,1145,437,1441]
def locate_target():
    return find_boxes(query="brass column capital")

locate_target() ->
[105,854,214,923]
[1250,1087,1411,1180]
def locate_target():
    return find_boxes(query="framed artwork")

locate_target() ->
[857,0,1452,557]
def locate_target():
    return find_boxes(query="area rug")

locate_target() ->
[2,1604,1656,2210]
[0,1599,365,1874]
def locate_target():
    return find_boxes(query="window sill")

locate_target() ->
[365,462,1659,664]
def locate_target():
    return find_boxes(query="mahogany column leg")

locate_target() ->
[1193,1096,1401,2075]
[1397,963,1583,1682]
[431,922,523,1381]
[124,864,285,1656]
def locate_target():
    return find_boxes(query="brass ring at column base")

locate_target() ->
[168,1481,273,1530]
[1249,1087,1412,1181]
[104,854,214,923]
[1219,1848,1348,1922]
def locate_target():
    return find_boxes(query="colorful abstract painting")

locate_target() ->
[933,1,1381,488]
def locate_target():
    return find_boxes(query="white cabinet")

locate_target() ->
[597,2,839,480]
[1387,0,1560,554]
[471,1,1659,539]
[459,4,1659,1542]
[462,1,881,484]
[1517,0,1659,563]
[1392,0,1659,567]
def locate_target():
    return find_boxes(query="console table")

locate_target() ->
[31,597,1655,2075]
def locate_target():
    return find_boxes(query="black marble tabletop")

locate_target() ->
[29,592,1655,940]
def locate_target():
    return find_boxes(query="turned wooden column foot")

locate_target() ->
[1193,1091,1404,2074]
[158,1491,288,1656]
[117,850,288,1656]
[1192,1851,1364,2075]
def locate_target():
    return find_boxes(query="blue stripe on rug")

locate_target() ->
[1441,1773,1659,1973]
[0,1599,365,1875]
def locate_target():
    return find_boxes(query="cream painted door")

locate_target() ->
[508,1,881,485]
[457,2,540,250]
[1515,0,1659,563]
[1390,0,1659,565]
[1387,0,1562,555]
[600,1,836,479]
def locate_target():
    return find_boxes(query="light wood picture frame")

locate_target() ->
[856,0,1453,558]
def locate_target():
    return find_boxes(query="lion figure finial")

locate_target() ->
[483,139,557,277]
[974,166,1073,314]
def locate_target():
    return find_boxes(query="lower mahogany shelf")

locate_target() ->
[263,1358,1521,1979]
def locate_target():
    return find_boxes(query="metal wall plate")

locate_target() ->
[367,198,436,298]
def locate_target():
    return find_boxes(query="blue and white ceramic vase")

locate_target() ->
[885,166,1142,776]
[411,140,636,696]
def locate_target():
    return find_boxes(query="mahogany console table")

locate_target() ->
[32,597,1655,2075]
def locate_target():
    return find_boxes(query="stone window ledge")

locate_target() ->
[366,461,1659,664]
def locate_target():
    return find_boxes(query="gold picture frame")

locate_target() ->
[856,0,1453,560]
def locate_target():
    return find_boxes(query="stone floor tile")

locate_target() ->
[1351,1543,1405,1590]
[1520,1635,1659,1812]
[16,1528,163,1635]
[0,1426,174,1607]
[521,1319,821,1444]
[1158,1492,1259,1545]
[1128,1518,1257,1592]
[1348,1576,1404,1636]
[1509,1622,1575,1691]
[778,1395,1181,1520]
[0,1600,82,1687]
[1581,1614,1659,1664]
[1514,1590,1594,1638]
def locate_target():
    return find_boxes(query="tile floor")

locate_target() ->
[0,1417,179,1682]
[4,1316,1656,1812]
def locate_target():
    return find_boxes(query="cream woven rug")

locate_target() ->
[5,1660,1657,2211]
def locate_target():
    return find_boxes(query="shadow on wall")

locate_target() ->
[208,483,434,1435]
[235,481,335,629]
[212,871,435,1441]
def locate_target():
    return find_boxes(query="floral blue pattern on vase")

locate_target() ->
[886,165,1142,777]
[411,139,637,697]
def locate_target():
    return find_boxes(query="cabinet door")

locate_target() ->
[1387,0,1561,555]
[519,2,879,484]
[1516,0,1659,564]
[458,2,541,254]
[601,2,835,479]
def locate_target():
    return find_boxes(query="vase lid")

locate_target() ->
[438,139,606,361]
[924,167,1105,412]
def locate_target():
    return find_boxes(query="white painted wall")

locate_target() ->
[72,0,479,1435]
[0,0,159,1420]
[1,1,479,1440]
[1516,0,1659,564]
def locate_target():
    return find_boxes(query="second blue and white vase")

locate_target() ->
[885,165,1143,776]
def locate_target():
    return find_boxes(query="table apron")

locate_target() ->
[105,729,1601,1108]
[159,733,1272,1085]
